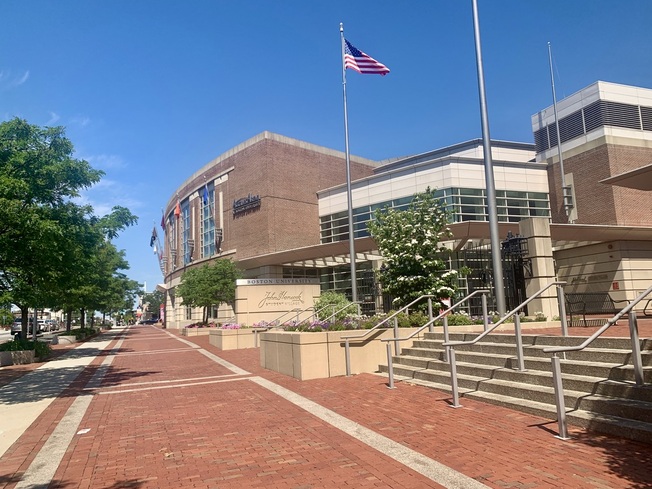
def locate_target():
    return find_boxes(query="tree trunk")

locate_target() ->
[20,305,29,338]
[80,309,86,328]
[66,308,72,332]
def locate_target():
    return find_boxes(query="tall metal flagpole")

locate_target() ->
[472,0,506,315]
[548,42,573,223]
[340,23,358,303]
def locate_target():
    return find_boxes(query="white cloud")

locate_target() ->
[0,69,30,89]
[70,116,91,127]
[46,112,60,125]
[75,178,145,218]
[83,153,126,170]
[13,71,29,86]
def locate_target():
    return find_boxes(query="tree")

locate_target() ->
[0,118,104,336]
[176,260,242,323]
[142,289,164,318]
[367,187,461,309]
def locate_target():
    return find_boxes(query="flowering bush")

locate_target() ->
[253,320,279,329]
[220,323,241,329]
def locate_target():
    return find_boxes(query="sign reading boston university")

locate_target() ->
[233,193,261,216]
[236,278,320,286]
[235,278,321,324]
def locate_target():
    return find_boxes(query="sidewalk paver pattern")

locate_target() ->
[0,324,650,488]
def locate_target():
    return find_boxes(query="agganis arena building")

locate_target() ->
[160,81,652,329]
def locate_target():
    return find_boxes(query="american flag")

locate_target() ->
[344,39,390,76]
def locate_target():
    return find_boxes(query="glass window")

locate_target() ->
[181,201,191,265]
[201,185,216,258]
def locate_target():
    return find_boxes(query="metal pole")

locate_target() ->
[514,313,525,371]
[345,338,351,377]
[449,348,461,408]
[551,354,570,440]
[443,315,450,363]
[386,342,395,389]
[628,312,644,386]
[393,317,400,356]
[340,23,358,303]
[557,284,569,336]
[548,42,573,223]
[482,293,489,331]
[472,0,505,315]
[428,298,434,333]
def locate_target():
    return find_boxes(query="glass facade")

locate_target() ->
[201,185,216,259]
[320,188,550,243]
[181,201,191,265]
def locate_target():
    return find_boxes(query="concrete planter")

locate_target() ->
[57,335,77,345]
[260,328,422,381]
[0,350,35,366]
[0,351,13,366]
[208,329,267,350]
[181,327,219,337]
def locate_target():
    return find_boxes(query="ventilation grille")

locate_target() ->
[641,106,652,131]
[535,99,651,154]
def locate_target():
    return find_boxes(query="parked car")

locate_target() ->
[45,319,59,331]
[139,318,158,325]
[11,319,22,336]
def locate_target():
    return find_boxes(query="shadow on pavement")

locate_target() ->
[0,476,146,488]
[0,365,160,405]
[529,419,652,488]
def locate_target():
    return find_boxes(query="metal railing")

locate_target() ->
[382,290,490,389]
[542,284,652,440]
[443,281,567,408]
[342,295,437,377]
[299,302,362,326]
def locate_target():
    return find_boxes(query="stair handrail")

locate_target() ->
[258,308,305,330]
[443,281,567,408]
[381,289,491,389]
[342,294,437,376]
[542,284,652,440]
[299,302,362,326]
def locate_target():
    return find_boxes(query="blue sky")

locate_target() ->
[2,1,652,294]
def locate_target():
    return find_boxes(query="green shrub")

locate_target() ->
[314,291,358,321]
[0,339,52,359]
[60,327,96,340]
[435,312,474,326]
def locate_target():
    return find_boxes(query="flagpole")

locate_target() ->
[472,0,506,316]
[548,42,573,223]
[340,22,358,303]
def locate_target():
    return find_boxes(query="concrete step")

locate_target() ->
[423,332,652,351]
[400,346,652,385]
[408,339,652,365]
[383,362,652,423]
[390,353,652,402]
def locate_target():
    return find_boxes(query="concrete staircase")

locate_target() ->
[379,331,652,443]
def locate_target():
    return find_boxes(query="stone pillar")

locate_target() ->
[518,218,558,320]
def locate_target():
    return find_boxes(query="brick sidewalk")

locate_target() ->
[0,325,650,488]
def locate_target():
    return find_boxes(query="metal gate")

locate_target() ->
[452,233,529,315]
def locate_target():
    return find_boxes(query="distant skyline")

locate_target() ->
[2,1,652,293]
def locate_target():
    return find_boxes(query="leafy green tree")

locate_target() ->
[142,289,164,318]
[177,260,242,323]
[314,291,358,321]
[367,187,460,309]
[0,118,104,336]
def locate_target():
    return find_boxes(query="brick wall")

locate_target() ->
[164,134,377,279]
[547,143,652,226]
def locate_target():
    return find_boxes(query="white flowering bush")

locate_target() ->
[368,187,463,309]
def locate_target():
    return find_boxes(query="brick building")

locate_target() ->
[161,81,652,328]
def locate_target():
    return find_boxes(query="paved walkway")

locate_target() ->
[0,322,650,489]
